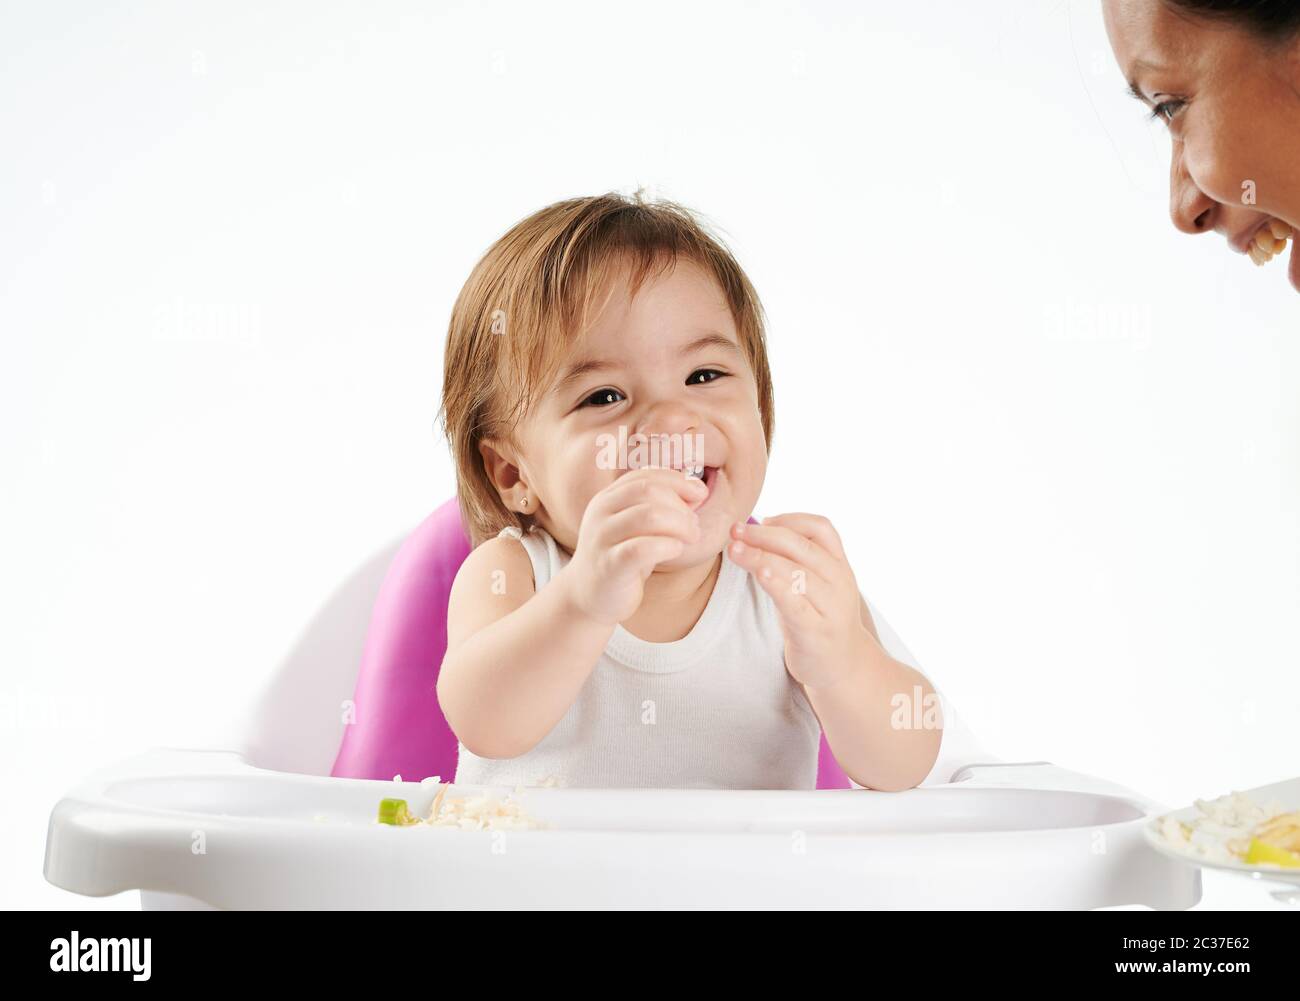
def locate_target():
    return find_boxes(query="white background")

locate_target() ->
[3,1,1297,909]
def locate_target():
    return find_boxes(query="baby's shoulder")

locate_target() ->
[444,529,540,652]
[454,529,538,597]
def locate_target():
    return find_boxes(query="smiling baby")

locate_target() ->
[435,190,942,790]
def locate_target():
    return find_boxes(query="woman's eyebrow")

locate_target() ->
[1124,58,1168,102]
[1126,81,1148,102]
[551,332,741,396]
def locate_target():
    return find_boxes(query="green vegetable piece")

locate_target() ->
[377,797,417,826]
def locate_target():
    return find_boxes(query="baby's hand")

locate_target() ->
[728,513,870,691]
[559,467,708,625]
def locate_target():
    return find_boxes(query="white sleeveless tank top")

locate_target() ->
[452,523,823,790]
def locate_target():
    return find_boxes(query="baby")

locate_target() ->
[435,190,942,790]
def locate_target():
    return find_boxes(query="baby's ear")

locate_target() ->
[478,438,521,493]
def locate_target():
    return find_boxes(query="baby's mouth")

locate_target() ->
[681,464,720,507]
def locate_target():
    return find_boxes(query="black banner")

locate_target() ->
[5,908,1293,987]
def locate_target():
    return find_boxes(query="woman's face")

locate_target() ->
[486,256,769,569]
[1103,0,1300,291]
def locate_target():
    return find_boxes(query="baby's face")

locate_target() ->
[511,257,767,568]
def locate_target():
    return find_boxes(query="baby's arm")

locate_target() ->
[436,535,615,759]
[438,467,706,760]
[728,513,942,791]
[796,593,943,791]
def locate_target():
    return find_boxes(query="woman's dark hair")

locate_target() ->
[1165,0,1300,41]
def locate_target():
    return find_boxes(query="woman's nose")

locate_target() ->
[1169,142,1216,235]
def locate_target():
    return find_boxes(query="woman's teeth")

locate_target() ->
[685,465,705,479]
[1248,220,1293,266]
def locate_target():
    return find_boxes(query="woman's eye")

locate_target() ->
[1148,98,1185,125]
[579,388,624,408]
[687,368,726,386]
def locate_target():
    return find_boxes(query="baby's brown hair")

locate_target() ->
[437,188,775,547]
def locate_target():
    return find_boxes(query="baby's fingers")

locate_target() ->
[732,521,841,583]
[605,466,709,512]
[604,501,700,549]
[730,540,826,622]
[607,535,686,576]
[758,513,846,561]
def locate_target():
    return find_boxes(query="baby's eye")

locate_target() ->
[578,370,726,408]
[579,388,624,408]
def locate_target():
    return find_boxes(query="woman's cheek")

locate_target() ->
[1184,113,1263,210]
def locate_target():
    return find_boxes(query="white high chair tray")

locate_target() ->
[45,748,1201,910]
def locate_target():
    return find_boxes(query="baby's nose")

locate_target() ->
[627,430,705,471]
[635,398,700,437]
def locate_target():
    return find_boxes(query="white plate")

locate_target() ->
[1143,775,1300,886]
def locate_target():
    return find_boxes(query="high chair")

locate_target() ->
[43,498,1203,909]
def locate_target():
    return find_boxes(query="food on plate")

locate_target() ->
[375,785,548,831]
[1153,790,1299,868]
[377,797,419,826]
[1244,837,1300,869]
